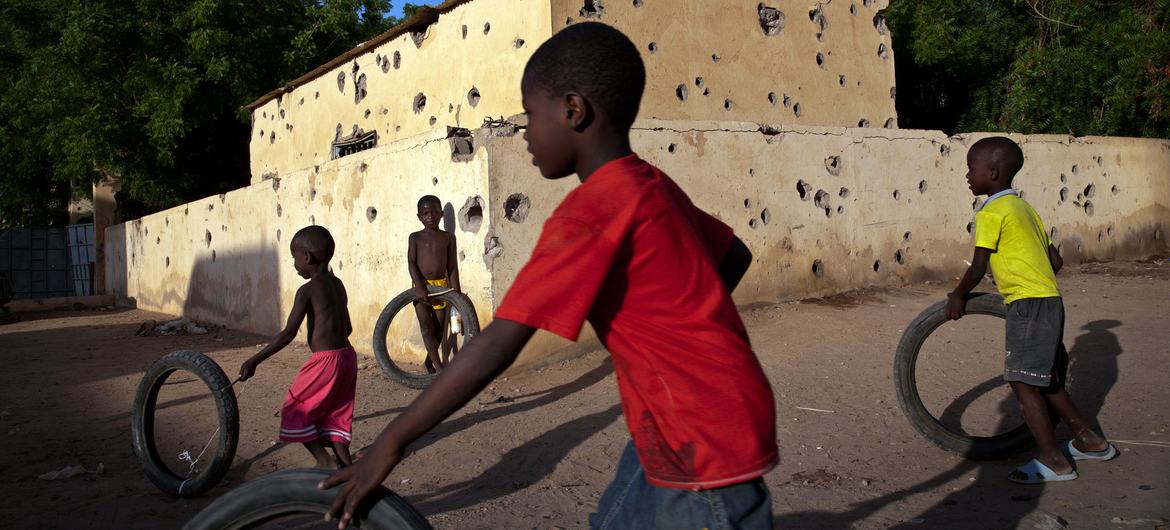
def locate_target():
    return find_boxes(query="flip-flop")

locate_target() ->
[1008,459,1078,484]
[1065,440,1118,461]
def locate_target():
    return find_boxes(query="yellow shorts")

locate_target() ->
[425,278,449,310]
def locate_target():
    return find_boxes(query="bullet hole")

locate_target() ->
[410,29,425,47]
[895,249,905,265]
[702,87,710,96]
[269,131,275,144]
[890,86,897,99]
[873,260,880,272]
[580,0,605,18]
[393,51,401,69]
[793,102,802,117]
[835,75,845,87]
[851,4,858,15]
[1059,187,1069,202]
[694,77,706,89]
[1098,230,1104,243]
[1060,173,1067,183]
[966,222,974,234]
[836,205,844,215]
[258,130,264,138]
[893,190,901,200]
[812,259,824,278]
[156,236,161,244]
[758,3,785,36]
[205,230,212,248]
[711,53,721,63]
[939,144,951,156]
[413,93,426,114]
[451,133,475,162]
[364,109,371,119]
[814,189,831,210]
[783,94,792,107]
[858,118,870,128]
[276,204,283,217]
[353,74,368,104]
[878,43,888,60]
[336,71,346,93]
[825,155,841,175]
[667,143,676,153]
[166,256,170,268]
[432,177,439,186]
[676,84,688,102]
[816,32,823,42]
[448,103,454,113]
[724,99,733,111]
[761,208,771,225]
[465,86,481,108]
[262,111,268,119]
[648,42,658,53]
[864,0,873,7]
[1111,185,1119,195]
[504,193,531,223]
[839,187,850,198]
[749,168,755,176]
[1083,183,1095,198]
[873,12,888,34]
[971,198,980,211]
[768,92,778,106]
[884,117,896,128]
[514,38,525,48]
[816,52,825,68]
[748,218,759,229]
[279,109,286,120]
[458,196,485,232]
[744,198,753,208]
[918,180,928,193]
[808,6,827,32]
[212,250,216,262]
[903,231,912,242]
[381,57,391,73]
[1071,164,1078,174]
[566,17,573,25]
[458,250,466,262]
[484,236,503,265]
[1083,201,1094,216]
[462,25,468,38]
[429,116,437,126]
[484,22,491,34]
[797,180,812,201]
[634,0,643,7]
[315,91,320,99]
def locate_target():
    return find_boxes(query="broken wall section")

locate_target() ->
[108,127,496,358]
[248,0,552,184]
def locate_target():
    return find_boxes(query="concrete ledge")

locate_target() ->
[6,295,115,313]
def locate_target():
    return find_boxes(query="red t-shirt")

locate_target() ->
[495,155,778,489]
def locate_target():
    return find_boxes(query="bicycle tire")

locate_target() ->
[372,285,480,389]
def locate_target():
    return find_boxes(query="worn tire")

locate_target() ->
[132,350,239,496]
[372,285,480,389]
[183,468,432,530]
[893,292,1036,460]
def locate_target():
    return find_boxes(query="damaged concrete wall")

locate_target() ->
[481,120,1169,366]
[248,0,897,184]
[549,0,896,129]
[248,0,552,184]
[108,128,495,359]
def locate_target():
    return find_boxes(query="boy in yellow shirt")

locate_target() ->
[948,137,1116,484]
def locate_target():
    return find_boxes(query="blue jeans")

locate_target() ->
[590,441,774,530]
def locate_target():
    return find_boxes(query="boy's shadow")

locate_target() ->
[774,319,1122,529]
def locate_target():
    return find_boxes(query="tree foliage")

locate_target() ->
[887,0,1170,138]
[0,0,411,227]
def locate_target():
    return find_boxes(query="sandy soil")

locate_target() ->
[1,260,1168,529]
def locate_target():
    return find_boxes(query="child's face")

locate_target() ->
[417,202,441,229]
[965,149,996,196]
[521,76,576,180]
[290,242,312,279]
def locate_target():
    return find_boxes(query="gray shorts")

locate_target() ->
[1004,297,1068,388]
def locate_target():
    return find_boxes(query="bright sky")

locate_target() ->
[390,1,444,19]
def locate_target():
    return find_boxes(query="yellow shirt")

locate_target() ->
[974,192,1060,304]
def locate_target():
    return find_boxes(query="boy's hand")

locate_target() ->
[320,438,403,528]
[239,358,258,381]
[414,286,430,303]
[945,292,966,320]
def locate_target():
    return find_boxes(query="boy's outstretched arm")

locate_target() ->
[718,235,752,293]
[240,285,310,380]
[1047,243,1063,274]
[320,318,536,528]
[946,247,992,320]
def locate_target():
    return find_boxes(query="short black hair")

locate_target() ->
[523,22,645,128]
[417,195,441,210]
[292,225,335,262]
[970,136,1024,181]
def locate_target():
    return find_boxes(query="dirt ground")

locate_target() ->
[1,260,1168,529]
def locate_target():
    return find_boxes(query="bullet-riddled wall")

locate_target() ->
[247,0,896,183]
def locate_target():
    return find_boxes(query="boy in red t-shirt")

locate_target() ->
[321,23,778,529]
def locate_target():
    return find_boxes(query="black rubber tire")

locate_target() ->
[372,285,480,389]
[183,468,432,530]
[132,349,239,497]
[893,292,1036,460]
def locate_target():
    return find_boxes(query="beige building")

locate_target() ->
[106,0,1169,368]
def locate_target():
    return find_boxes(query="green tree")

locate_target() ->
[886,0,1170,138]
[0,0,402,227]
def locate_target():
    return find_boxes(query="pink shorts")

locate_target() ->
[279,347,357,445]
